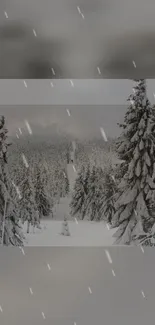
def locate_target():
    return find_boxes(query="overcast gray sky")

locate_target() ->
[1,0,155,78]
[0,79,155,105]
[1,79,155,139]
[0,105,126,139]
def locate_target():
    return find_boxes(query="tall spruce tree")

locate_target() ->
[99,167,117,224]
[111,80,155,245]
[20,170,39,233]
[64,172,70,196]
[0,116,24,245]
[35,164,51,219]
[70,164,90,219]
[58,170,70,197]
[86,166,105,221]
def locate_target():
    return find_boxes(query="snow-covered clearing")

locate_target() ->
[23,219,116,246]
[22,162,116,246]
[23,195,116,246]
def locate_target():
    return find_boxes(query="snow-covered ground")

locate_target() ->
[23,219,116,246]
[23,196,116,246]
[23,162,116,246]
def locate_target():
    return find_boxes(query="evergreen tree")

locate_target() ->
[111,80,155,245]
[52,167,69,201]
[0,116,24,245]
[35,164,52,219]
[86,166,105,221]
[58,170,70,197]
[70,164,90,219]
[64,172,70,196]
[99,167,117,224]
[61,215,70,236]
[20,171,39,233]
[114,161,128,184]
[133,226,155,246]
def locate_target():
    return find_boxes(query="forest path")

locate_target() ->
[67,163,77,193]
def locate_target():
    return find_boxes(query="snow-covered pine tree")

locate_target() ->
[114,158,128,185]
[52,167,66,201]
[133,227,155,246]
[99,166,117,224]
[43,159,58,206]
[70,164,90,220]
[58,169,70,198]
[61,215,70,236]
[85,165,105,221]
[114,137,129,183]
[0,115,24,245]
[111,79,155,245]
[35,164,51,219]
[20,170,39,233]
[64,172,70,196]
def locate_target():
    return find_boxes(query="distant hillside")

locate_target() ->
[8,133,117,175]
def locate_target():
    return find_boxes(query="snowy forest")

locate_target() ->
[1,79,155,246]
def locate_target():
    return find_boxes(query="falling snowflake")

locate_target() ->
[66,109,71,116]
[12,181,22,199]
[23,80,27,88]
[112,269,116,276]
[75,217,78,224]
[47,263,51,270]
[70,80,74,87]
[88,287,92,294]
[25,120,32,135]
[97,67,101,75]
[4,11,8,18]
[140,246,144,253]
[20,247,25,255]
[73,165,76,172]
[77,6,81,14]
[132,61,136,68]
[105,249,112,264]
[22,154,29,168]
[33,29,37,37]
[77,6,84,18]
[51,68,55,75]
[41,312,46,319]
[18,128,22,135]
[29,287,33,295]
[100,127,108,142]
